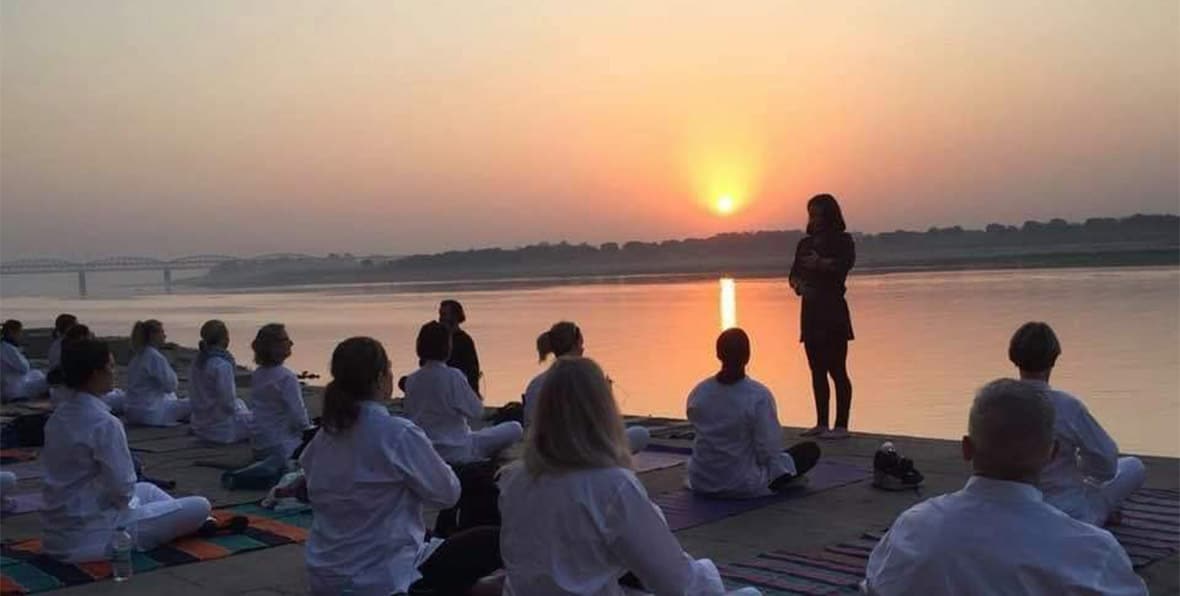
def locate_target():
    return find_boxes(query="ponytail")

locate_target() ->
[536,331,554,362]
[322,337,390,433]
[131,319,163,354]
[537,321,581,362]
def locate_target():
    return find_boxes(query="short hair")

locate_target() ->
[440,299,466,324]
[716,328,751,367]
[524,357,632,476]
[1,319,22,340]
[968,379,1056,478]
[53,314,78,337]
[417,321,452,362]
[62,339,112,389]
[1008,322,1061,373]
[252,323,289,366]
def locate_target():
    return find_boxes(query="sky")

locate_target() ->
[2,0,1177,260]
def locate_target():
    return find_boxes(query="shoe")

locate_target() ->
[800,425,828,437]
[872,443,924,490]
[821,427,850,440]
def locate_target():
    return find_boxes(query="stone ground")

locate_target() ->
[2,331,1177,594]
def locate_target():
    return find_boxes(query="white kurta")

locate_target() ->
[686,377,794,497]
[188,358,253,444]
[499,464,742,596]
[124,346,188,426]
[301,401,460,596]
[863,476,1146,596]
[40,392,209,562]
[404,361,485,462]
[250,365,309,460]
[0,341,48,401]
[1027,380,1146,525]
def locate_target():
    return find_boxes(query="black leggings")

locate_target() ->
[804,340,852,429]
[408,525,502,595]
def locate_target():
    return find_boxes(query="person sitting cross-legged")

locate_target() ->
[863,379,1146,596]
[686,328,820,498]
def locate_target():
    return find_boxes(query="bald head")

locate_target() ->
[965,378,1056,482]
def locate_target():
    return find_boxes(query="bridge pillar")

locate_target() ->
[77,270,87,298]
[163,268,173,293]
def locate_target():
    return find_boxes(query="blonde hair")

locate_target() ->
[524,356,632,476]
[536,321,581,362]
[130,319,163,353]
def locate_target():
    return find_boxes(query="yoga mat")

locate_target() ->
[0,504,312,594]
[0,493,44,516]
[633,450,690,473]
[128,436,204,453]
[719,488,1180,594]
[0,451,37,466]
[654,458,871,532]
[1,463,42,482]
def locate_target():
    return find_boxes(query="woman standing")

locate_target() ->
[789,194,856,440]
[125,320,190,426]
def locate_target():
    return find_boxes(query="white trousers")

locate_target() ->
[1087,456,1147,525]
[125,394,191,427]
[2,370,48,402]
[470,421,524,462]
[129,483,212,551]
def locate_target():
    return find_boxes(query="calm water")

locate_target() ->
[2,267,1177,456]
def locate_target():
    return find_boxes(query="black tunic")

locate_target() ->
[789,232,855,344]
[447,328,482,394]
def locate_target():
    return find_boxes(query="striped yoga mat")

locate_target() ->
[719,488,1179,595]
[0,504,312,595]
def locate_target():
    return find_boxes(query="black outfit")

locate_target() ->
[448,328,482,395]
[789,232,855,429]
[406,525,502,595]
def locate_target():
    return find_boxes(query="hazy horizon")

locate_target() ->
[3,1,1178,261]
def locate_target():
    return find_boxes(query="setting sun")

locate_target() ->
[715,195,736,215]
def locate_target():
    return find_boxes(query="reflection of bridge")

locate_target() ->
[0,253,314,296]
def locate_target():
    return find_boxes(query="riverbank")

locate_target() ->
[2,333,1177,594]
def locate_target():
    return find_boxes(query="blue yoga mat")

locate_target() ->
[653,458,871,531]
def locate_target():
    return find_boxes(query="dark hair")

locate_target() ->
[716,327,751,367]
[62,339,112,390]
[1008,322,1061,373]
[53,314,78,338]
[252,323,289,367]
[806,194,847,235]
[416,321,452,362]
[130,319,163,352]
[440,299,466,324]
[537,321,581,362]
[63,324,93,346]
[1,320,22,340]
[322,337,390,433]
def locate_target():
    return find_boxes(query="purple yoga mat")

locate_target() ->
[654,458,871,531]
[1,491,44,515]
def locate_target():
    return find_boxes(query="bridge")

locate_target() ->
[0,253,316,296]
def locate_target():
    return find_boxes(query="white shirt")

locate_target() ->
[124,346,180,424]
[686,376,793,497]
[522,369,548,426]
[41,392,180,561]
[188,357,247,443]
[499,464,731,596]
[1,341,36,398]
[403,361,484,462]
[47,337,64,371]
[250,365,309,458]
[300,401,460,596]
[1025,380,1121,523]
[863,476,1146,596]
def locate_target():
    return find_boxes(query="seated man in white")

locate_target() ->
[863,379,1146,596]
[41,338,214,562]
[124,320,190,426]
[405,321,522,464]
[687,328,820,497]
[188,320,254,444]
[1,320,49,402]
[1009,321,1146,526]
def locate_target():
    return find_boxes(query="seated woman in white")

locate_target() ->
[1008,322,1146,526]
[688,328,821,498]
[499,356,759,596]
[48,324,126,412]
[1,320,49,402]
[41,338,213,562]
[124,320,190,426]
[188,320,254,444]
[301,336,500,596]
[523,322,649,453]
[404,322,522,464]
[249,323,310,462]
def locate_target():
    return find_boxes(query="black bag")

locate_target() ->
[5,412,50,447]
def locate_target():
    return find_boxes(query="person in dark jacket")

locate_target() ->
[439,300,482,395]
[789,194,855,440]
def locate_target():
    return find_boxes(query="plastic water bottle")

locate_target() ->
[879,441,896,454]
[110,526,134,581]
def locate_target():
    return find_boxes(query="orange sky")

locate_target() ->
[2,1,1177,259]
